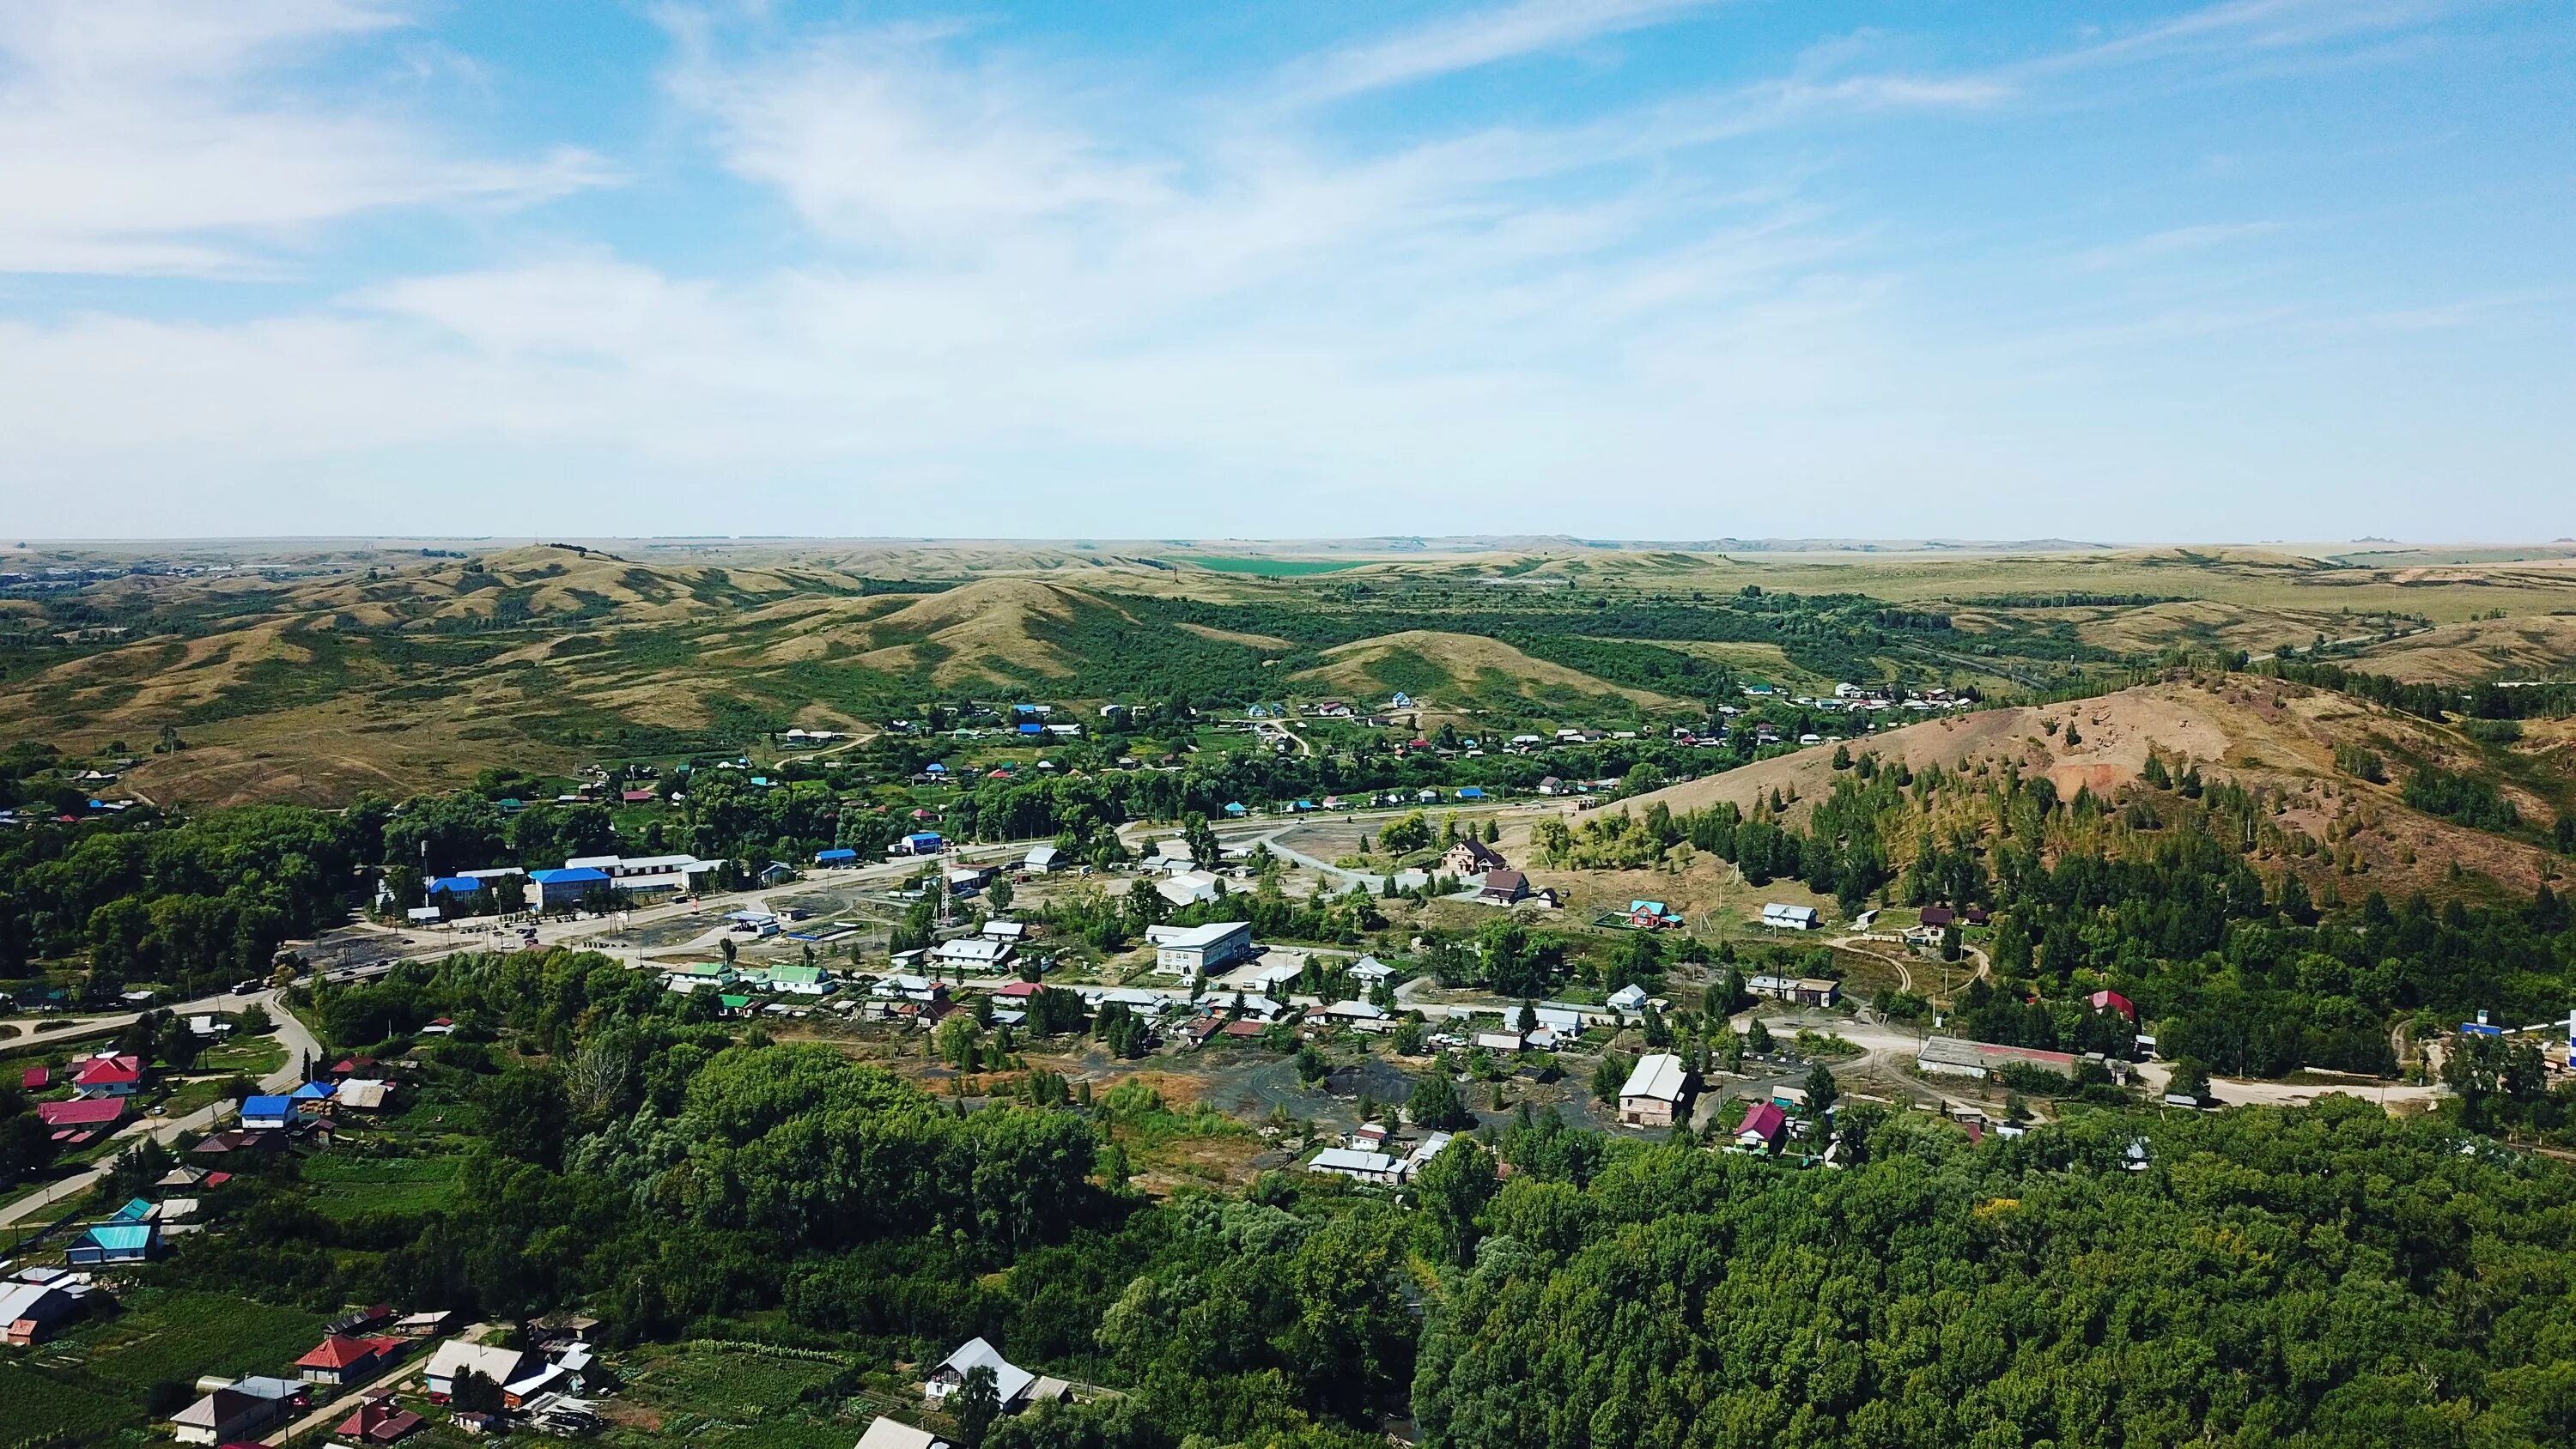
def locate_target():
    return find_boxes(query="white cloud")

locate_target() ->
[0,0,609,276]
[1293,0,1728,102]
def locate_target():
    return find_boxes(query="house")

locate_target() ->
[426,1341,537,1400]
[1918,906,1957,929]
[66,1222,158,1264]
[1735,1100,1789,1152]
[1478,870,1531,906]
[981,919,1028,942]
[1147,920,1254,977]
[1536,775,1566,795]
[338,1400,428,1442]
[945,864,996,893]
[1021,844,1060,873]
[0,1276,93,1346]
[1759,902,1820,931]
[815,847,859,867]
[925,1337,1035,1407]
[1318,999,1391,1028]
[1442,839,1506,876]
[757,862,797,885]
[1606,982,1650,1016]
[1456,786,1487,801]
[1475,1030,1526,1052]
[1746,975,1841,1009]
[37,1097,126,1132]
[1617,1052,1691,1128]
[930,936,1013,971]
[562,852,725,896]
[1154,870,1224,908]
[759,965,835,996]
[2088,989,2137,1022]
[71,1053,143,1097]
[858,1416,952,1449]
[170,1387,290,1446]
[296,1333,406,1385]
[1916,1035,2080,1082]
[1307,1147,1404,1185]
[900,830,946,856]
[1626,900,1683,929]
[19,1065,46,1090]
[1350,955,1394,985]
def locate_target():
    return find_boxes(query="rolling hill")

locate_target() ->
[1291,631,1677,713]
[1579,673,2572,901]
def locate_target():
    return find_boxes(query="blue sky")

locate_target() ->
[1,0,2569,542]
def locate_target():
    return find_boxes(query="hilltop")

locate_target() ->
[1586,673,2571,901]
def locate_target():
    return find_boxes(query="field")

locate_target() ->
[298,1150,467,1221]
[65,1288,321,1392]
[598,1343,878,1449]
[1173,556,1364,575]
[0,1361,137,1449]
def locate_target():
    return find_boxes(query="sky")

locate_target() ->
[1,0,2570,543]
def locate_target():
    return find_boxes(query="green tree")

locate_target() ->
[955,1364,1001,1448]
[1413,1137,1498,1266]
[1409,1070,1473,1131]
[1802,1061,1838,1120]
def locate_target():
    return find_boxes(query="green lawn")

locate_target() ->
[71,1288,320,1391]
[0,1361,139,1447]
[298,1151,465,1221]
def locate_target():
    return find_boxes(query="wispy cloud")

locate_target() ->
[1291,0,1728,102]
[0,0,610,276]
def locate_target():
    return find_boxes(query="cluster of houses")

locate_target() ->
[1307,1124,1461,1185]
[166,1310,602,1444]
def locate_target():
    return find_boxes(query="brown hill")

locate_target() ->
[2349,616,2576,683]
[1552,675,2569,900]
[1293,631,1675,711]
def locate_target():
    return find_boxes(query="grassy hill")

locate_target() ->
[7,542,2576,808]
[1580,672,2573,903]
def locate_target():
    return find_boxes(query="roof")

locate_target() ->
[1760,902,1820,923]
[815,847,858,862]
[1607,983,1649,1009]
[428,1340,532,1384]
[857,1416,949,1449]
[930,936,1012,964]
[1323,999,1388,1020]
[1737,1101,1788,1143]
[80,1222,156,1252]
[74,1054,143,1086]
[38,1098,125,1126]
[424,876,483,894]
[2089,989,2137,1020]
[299,1335,386,1369]
[289,1080,337,1100]
[527,866,611,885]
[1480,869,1528,896]
[1151,919,1250,950]
[933,1337,1034,1404]
[171,1389,261,1429]
[1309,1147,1400,1175]
[1619,1052,1688,1104]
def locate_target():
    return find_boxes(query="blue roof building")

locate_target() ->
[111,1197,154,1222]
[1457,786,1487,800]
[289,1081,337,1101]
[424,876,483,895]
[1222,802,1248,817]
[527,865,613,908]
[814,847,858,864]
[1018,722,1044,735]
[68,1222,158,1264]
[242,1094,296,1129]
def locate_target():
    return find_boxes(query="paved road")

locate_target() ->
[0,988,321,1231]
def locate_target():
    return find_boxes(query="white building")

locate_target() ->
[1759,902,1820,931]
[1146,920,1254,977]
[1154,870,1224,908]
[1618,1052,1692,1127]
[1307,1147,1404,1185]
[564,853,723,895]
[925,1337,1033,1406]
[930,937,1014,971]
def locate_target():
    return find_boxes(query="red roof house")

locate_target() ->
[21,1066,48,1090]
[2088,990,2137,1022]
[337,1400,427,1442]
[71,1054,144,1097]
[1735,1101,1788,1150]
[992,981,1042,999]
[296,1334,407,1386]
[1918,906,1957,928]
[38,1098,127,1130]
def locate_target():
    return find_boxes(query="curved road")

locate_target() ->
[0,988,320,1231]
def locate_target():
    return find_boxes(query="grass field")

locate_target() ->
[601,1343,870,1449]
[299,1150,466,1220]
[71,1287,320,1391]
[1173,556,1364,575]
[0,1361,137,1449]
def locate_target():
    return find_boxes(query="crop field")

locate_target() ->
[601,1343,869,1449]
[0,1361,137,1449]
[299,1150,466,1220]
[1175,556,1364,575]
[70,1288,320,1391]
